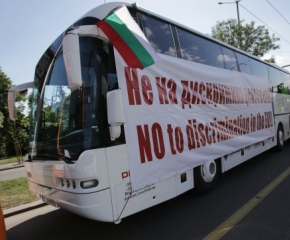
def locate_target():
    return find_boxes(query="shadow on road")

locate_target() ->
[7,141,290,240]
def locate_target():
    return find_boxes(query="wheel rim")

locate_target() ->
[279,130,284,146]
[200,161,217,183]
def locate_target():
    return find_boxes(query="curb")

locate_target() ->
[3,200,47,218]
[0,164,24,172]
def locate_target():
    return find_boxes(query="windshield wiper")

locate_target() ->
[58,154,74,164]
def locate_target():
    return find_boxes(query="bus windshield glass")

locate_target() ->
[30,37,104,161]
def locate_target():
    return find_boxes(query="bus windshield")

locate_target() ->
[30,37,104,161]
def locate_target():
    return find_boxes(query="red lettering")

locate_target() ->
[156,77,169,104]
[125,67,141,105]
[186,121,196,150]
[152,123,165,159]
[167,79,178,104]
[190,81,200,104]
[137,125,152,164]
[219,84,226,104]
[181,80,191,109]
[199,82,206,104]
[213,84,219,104]
[167,124,177,155]
[141,75,153,105]
[198,123,206,147]
[175,127,184,153]
[206,83,213,104]
[205,124,212,145]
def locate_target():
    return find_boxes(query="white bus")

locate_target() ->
[8,2,290,223]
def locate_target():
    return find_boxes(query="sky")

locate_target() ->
[1,0,290,86]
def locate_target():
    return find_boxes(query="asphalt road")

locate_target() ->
[5,141,290,240]
[0,166,26,181]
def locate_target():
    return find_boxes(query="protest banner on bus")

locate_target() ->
[115,50,275,189]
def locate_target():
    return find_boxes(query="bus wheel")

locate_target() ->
[194,159,220,194]
[276,125,284,151]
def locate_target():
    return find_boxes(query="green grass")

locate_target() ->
[0,157,20,164]
[0,177,38,210]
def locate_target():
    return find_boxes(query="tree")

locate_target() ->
[0,67,13,157]
[0,67,29,157]
[12,94,30,156]
[0,111,3,128]
[211,19,280,57]
[264,55,276,64]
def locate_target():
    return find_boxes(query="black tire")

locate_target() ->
[276,125,284,151]
[194,159,220,194]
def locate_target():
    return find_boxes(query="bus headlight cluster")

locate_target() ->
[58,178,99,190]
[59,178,76,189]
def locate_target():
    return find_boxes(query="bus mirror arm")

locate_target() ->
[8,81,34,120]
[107,89,126,140]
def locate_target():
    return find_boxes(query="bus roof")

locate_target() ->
[77,2,289,74]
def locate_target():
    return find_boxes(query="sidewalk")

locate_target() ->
[3,200,47,218]
[0,162,24,171]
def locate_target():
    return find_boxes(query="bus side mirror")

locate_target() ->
[63,33,82,92]
[107,89,125,140]
[8,82,34,120]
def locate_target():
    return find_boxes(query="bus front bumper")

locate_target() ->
[27,180,114,222]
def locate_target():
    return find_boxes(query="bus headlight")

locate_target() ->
[66,179,70,188]
[80,179,99,189]
[60,178,65,187]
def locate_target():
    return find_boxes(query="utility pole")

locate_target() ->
[219,0,242,48]
[218,0,241,23]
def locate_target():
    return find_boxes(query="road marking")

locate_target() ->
[203,165,290,240]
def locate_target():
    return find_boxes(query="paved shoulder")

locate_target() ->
[3,200,47,218]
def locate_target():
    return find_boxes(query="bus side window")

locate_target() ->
[140,14,177,57]
[236,52,252,75]
[269,66,282,93]
[220,47,238,71]
[280,72,290,94]
[106,44,118,91]
[103,43,125,145]
[250,59,268,79]
[176,27,224,69]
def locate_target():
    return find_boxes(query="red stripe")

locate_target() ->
[97,20,144,69]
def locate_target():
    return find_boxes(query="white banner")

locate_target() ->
[115,51,275,189]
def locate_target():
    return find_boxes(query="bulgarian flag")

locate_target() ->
[96,6,161,69]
